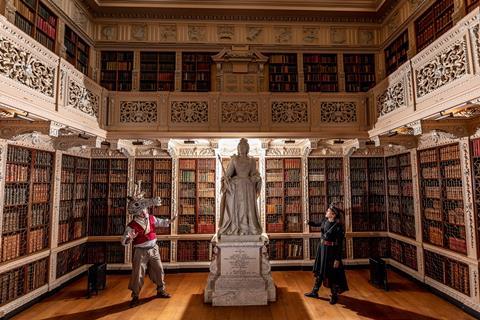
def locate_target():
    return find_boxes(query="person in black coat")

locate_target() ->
[305,205,349,304]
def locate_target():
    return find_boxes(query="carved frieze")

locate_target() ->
[159,25,177,42]
[177,147,215,157]
[101,25,117,40]
[271,101,308,124]
[320,102,357,123]
[246,26,263,42]
[91,148,126,158]
[415,39,468,98]
[188,25,207,41]
[73,5,89,30]
[221,101,259,123]
[330,28,347,44]
[377,82,406,117]
[417,130,458,149]
[266,147,302,157]
[217,25,234,41]
[274,27,292,43]
[358,30,374,45]
[131,24,147,41]
[170,101,208,123]
[120,101,157,123]
[472,25,480,66]
[0,36,55,97]
[303,27,318,43]
[67,81,99,118]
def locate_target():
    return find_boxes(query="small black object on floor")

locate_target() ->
[87,263,107,298]
[369,257,388,291]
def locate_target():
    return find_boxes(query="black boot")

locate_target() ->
[329,288,338,305]
[304,277,321,299]
[129,295,139,308]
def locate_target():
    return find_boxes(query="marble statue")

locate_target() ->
[218,138,262,236]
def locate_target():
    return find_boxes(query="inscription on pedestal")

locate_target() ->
[221,247,259,276]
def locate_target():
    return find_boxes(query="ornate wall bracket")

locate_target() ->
[372,134,418,149]
[420,117,480,139]
[342,138,367,156]
[52,135,102,151]
[0,120,53,139]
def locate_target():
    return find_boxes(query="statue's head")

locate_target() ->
[237,138,249,155]
[127,181,162,216]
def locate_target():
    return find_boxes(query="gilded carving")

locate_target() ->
[217,25,234,41]
[67,81,99,118]
[274,27,291,43]
[0,36,55,97]
[221,101,258,123]
[120,101,157,123]
[377,82,406,117]
[271,102,308,123]
[159,25,177,42]
[170,101,208,123]
[320,102,357,123]
[188,25,207,41]
[246,26,263,42]
[303,27,318,43]
[416,40,467,98]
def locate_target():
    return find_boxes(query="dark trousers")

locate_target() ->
[311,275,339,296]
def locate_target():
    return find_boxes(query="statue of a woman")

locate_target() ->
[218,139,262,236]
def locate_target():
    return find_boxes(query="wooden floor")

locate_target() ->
[12,269,475,320]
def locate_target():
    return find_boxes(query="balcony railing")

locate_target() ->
[370,8,480,136]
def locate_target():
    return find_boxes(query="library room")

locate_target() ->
[0,0,480,319]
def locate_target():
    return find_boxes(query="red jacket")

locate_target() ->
[128,215,156,246]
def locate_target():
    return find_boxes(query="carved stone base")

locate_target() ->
[204,233,276,306]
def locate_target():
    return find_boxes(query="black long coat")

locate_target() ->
[310,219,349,293]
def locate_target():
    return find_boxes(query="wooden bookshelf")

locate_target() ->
[303,54,338,92]
[89,159,128,236]
[343,54,376,92]
[56,244,86,279]
[419,144,466,254]
[265,158,303,233]
[307,157,344,232]
[181,52,213,92]
[350,157,387,232]
[178,159,216,234]
[86,242,125,264]
[424,249,470,295]
[466,0,480,12]
[415,0,454,52]
[176,240,211,262]
[384,30,409,76]
[58,155,89,245]
[386,153,415,239]
[140,52,176,91]
[64,25,89,76]
[471,138,480,256]
[2,146,53,263]
[353,237,390,259]
[14,0,57,52]
[100,51,134,91]
[0,257,48,306]
[268,238,303,260]
[267,53,298,92]
[135,159,172,235]
[390,238,418,271]
[157,240,171,262]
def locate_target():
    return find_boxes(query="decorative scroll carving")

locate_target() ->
[131,24,147,41]
[188,25,207,41]
[171,101,208,123]
[352,146,384,156]
[416,39,467,98]
[266,147,302,156]
[67,81,99,118]
[472,25,480,66]
[221,101,258,123]
[177,147,215,157]
[91,148,126,158]
[377,82,406,117]
[320,102,357,123]
[459,139,475,254]
[0,36,55,97]
[303,27,318,43]
[101,25,117,40]
[271,102,308,124]
[217,25,234,41]
[120,101,157,123]
[53,135,101,151]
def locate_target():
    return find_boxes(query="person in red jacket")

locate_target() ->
[121,182,177,307]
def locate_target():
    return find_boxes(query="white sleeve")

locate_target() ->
[121,226,134,246]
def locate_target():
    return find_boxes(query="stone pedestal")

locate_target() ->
[204,233,276,306]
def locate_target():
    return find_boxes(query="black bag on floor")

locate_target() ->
[87,263,106,298]
[369,257,388,291]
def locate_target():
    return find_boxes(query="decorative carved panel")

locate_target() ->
[120,101,157,123]
[67,81,99,118]
[221,101,258,123]
[170,101,208,123]
[415,39,468,98]
[320,102,357,123]
[377,82,406,117]
[271,101,308,124]
[0,35,55,97]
